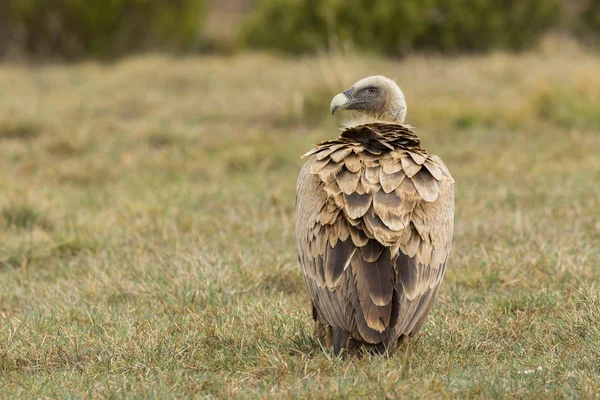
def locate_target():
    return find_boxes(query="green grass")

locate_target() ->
[1,43,600,398]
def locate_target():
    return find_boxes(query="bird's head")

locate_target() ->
[330,75,407,123]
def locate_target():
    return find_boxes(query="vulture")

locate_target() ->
[296,76,454,356]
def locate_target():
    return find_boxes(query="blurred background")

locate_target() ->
[0,0,599,59]
[1,0,599,398]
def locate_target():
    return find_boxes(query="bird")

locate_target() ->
[296,76,454,356]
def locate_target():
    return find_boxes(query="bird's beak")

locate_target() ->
[330,87,355,115]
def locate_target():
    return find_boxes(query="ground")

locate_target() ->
[0,39,599,398]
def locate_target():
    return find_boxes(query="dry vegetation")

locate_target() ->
[0,38,599,398]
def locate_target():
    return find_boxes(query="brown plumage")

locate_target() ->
[296,76,454,355]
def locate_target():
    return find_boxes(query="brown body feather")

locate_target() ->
[296,123,454,355]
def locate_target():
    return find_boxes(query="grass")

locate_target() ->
[1,38,599,398]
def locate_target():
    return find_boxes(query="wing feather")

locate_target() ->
[350,247,394,328]
[343,192,372,219]
[411,169,440,202]
[380,170,406,193]
[324,239,355,289]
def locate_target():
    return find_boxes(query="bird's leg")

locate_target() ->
[324,325,333,349]
[333,327,351,356]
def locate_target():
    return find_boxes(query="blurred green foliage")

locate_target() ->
[242,0,562,55]
[240,0,328,55]
[0,0,597,59]
[5,0,205,59]
[241,0,437,55]
[579,0,600,42]
[413,0,563,52]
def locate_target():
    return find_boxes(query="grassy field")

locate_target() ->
[1,39,599,398]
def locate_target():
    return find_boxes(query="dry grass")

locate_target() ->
[1,38,599,398]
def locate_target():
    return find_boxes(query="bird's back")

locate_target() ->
[296,123,454,354]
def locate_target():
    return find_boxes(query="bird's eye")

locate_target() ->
[366,87,377,94]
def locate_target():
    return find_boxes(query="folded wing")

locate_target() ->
[296,124,454,345]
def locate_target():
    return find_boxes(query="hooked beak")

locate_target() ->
[330,87,356,115]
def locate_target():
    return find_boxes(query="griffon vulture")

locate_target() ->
[296,76,454,355]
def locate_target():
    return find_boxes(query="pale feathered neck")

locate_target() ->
[341,115,411,129]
